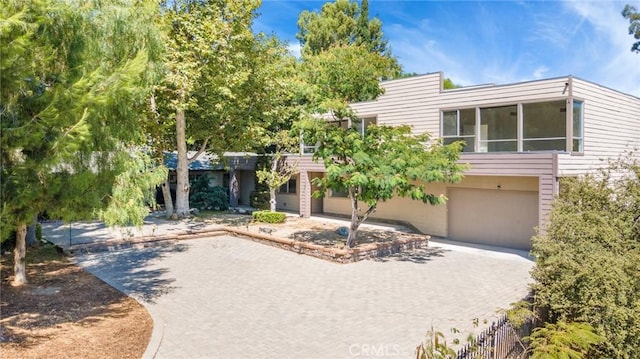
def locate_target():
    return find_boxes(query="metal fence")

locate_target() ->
[455,314,537,359]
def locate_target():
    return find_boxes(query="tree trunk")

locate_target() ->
[13,223,27,286]
[269,155,279,212]
[269,188,277,212]
[161,179,174,217]
[346,189,361,248]
[174,108,190,217]
[346,205,361,248]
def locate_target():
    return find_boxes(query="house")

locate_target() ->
[163,151,257,207]
[268,72,640,250]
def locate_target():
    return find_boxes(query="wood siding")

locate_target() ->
[557,78,640,175]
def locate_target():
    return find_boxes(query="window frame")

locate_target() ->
[278,178,297,194]
[441,109,476,152]
[442,98,582,154]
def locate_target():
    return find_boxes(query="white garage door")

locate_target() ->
[447,188,538,250]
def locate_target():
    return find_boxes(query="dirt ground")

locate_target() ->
[0,244,152,359]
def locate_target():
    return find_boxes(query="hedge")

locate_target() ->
[252,210,286,224]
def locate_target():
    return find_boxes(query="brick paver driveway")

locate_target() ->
[73,235,533,359]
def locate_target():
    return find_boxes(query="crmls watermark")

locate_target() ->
[348,343,401,358]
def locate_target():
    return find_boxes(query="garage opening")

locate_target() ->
[447,188,538,250]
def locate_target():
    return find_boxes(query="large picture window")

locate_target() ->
[479,105,517,152]
[442,109,475,152]
[441,100,583,154]
[522,101,566,151]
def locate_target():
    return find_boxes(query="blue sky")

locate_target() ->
[253,0,640,96]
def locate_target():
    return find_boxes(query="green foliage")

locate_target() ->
[302,44,398,118]
[0,0,165,283]
[301,120,466,246]
[416,329,458,359]
[97,152,168,227]
[530,155,640,358]
[296,0,396,62]
[249,191,270,210]
[622,4,640,53]
[1,0,164,230]
[528,321,605,359]
[252,210,287,224]
[189,176,229,211]
[255,131,299,195]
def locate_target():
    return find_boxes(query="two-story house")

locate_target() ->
[240,72,640,250]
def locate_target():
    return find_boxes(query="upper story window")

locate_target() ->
[573,101,584,152]
[302,117,377,155]
[442,109,475,152]
[354,117,377,137]
[479,105,518,152]
[522,101,566,151]
[442,100,584,154]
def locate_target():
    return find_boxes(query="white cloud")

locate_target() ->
[563,0,640,95]
[287,43,302,59]
[532,65,549,79]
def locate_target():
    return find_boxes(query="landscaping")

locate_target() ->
[0,244,151,359]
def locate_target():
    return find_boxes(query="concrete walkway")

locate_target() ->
[61,230,533,358]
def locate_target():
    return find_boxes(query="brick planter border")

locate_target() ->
[65,226,429,263]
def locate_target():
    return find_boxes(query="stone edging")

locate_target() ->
[65,226,430,263]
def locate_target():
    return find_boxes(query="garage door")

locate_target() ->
[447,188,538,250]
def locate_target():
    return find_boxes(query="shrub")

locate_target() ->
[189,175,229,211]
[252,210,286,224]
[249,190,270,210]
[530,155,640,358]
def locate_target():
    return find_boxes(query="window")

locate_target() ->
[479,105,517,152]
[573,100,584,152]
[279,178,296,194]
[522,101,566,151]
[330,185,349,198]
[442,109,475,152]
[441,100,581,153]
[354,117,377,137]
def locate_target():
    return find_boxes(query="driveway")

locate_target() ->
[68,234,533,359]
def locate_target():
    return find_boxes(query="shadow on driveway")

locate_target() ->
[372,246,450,263]
[74,242,189,304]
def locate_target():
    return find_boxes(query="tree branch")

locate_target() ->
[360,202,378,224]
[187,136,211,164]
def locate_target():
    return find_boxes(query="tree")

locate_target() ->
[298,42,463,248]
[530,155,640,358]
[155,0,291,217]
[1,0,166,285]
[256,130,300,212]
[301,120,465,248]
[296,0,400,77]
[622,4,640,53]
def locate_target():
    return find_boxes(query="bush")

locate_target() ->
[252,210,286,224]
[249,190,270,210]
[530,156,640,358]
[189,175,229,210]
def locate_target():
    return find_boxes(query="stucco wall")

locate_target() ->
[322,175,539,236]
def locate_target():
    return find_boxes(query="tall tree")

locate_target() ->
[623,4,640,53]
[156,0,290,217]
[1,0,166,285]
[296,0,400,77]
